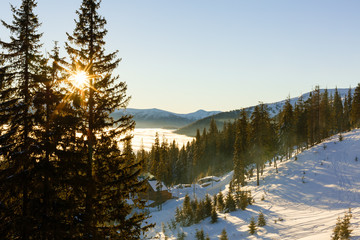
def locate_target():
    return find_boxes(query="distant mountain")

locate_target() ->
[175,88,353,136]
[111,108,221,129]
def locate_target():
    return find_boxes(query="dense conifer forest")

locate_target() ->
[0,0,151,239]
[140,86,360,188]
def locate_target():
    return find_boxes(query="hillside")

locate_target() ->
[176,88,353,136]
[111,108,221,129]
[147,130,360,239]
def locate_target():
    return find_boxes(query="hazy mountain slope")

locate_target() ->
[147,130,360,239]
[176,88,353,136]
[111,108,221,129]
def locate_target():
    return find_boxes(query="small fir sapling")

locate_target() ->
[195,228,205,240]
[248,217,257,235]
[219,228,229,240]
[177,231,186,240]
[258,212,266,226]
[339,133,343,141]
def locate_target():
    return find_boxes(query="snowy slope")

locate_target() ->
[146,130,360,239]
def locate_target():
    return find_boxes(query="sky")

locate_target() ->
[1,0,360,113]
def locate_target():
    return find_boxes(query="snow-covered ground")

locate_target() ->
[146,129,360,239]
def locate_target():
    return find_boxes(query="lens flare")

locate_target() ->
[69,70,88,89]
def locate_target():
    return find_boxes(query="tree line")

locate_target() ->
[0,0,151,239]
[139,86,360,187]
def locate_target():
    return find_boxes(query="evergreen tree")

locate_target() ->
[250,104,274,186]
[216,192,225,212]
[65,0,151,238]
[293,96,308,151]
[177,231,186,240]
[182,194,194,226]
[204,194,213,218]
[233,109,248,187]
[224,191,236,212]
[307,87,321,145]
[343,96,351,131]
[319,89,331,139]
[248,217,257,235]
[211,205,218,223]
[278,97,294,159]
[333,88,344,133]
[175,206,183,224]
[332,216,341,240]
[332,209,352,240]
[32,43,71,239]
[257,212,266,226]
[219,228,229,240]
[339,209,352,239]
[195,229,205,240]
[195,200,205,223]
[351,84,360,128]
[0,0,44,238]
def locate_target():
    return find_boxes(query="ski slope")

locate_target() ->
[146,130,360,239]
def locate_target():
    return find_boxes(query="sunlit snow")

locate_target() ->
[146,130,360,239]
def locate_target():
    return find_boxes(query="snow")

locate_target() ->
[145,129,360,239]
[148,180,169,192]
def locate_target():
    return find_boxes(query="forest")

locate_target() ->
[140,86,360,188]
[0,0,151,239]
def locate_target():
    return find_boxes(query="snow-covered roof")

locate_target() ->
[197,176,220,184]
[148,180,168,191]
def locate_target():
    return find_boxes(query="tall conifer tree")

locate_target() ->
[351,84,360,128]
[233,109,248,187]
[278,97,294,159]
[65,0,150,238]
[333,88,344,133]
[0,0,43,238]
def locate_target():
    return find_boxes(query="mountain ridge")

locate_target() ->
[175,88,354,136]
[111,108,221,129]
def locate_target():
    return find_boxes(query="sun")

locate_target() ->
[69,70,88,89]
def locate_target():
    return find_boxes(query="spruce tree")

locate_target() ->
[351,84,360,128]
[224,191,236,212]
[233,109,248,187]
[182,194,194,226]
[204,194,213,218]
[278,97,294,159]
[293,96,308,151]
[0,0,43,238]
[250,104,274,186]
[332,216,341,240]
[333,88,344,133]
[211,205,218,223]
[219,228,229,240]
[217,192,225,212]
[177,231,186,240]
[65,0,151,238]
[339,210,352,239]
[319,89,331,139]
[195,229,205,240]
[248,217,257,235]
[257,212,266,227]
[32,44,69,239]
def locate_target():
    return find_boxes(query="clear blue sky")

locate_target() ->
[1,0,360,113]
